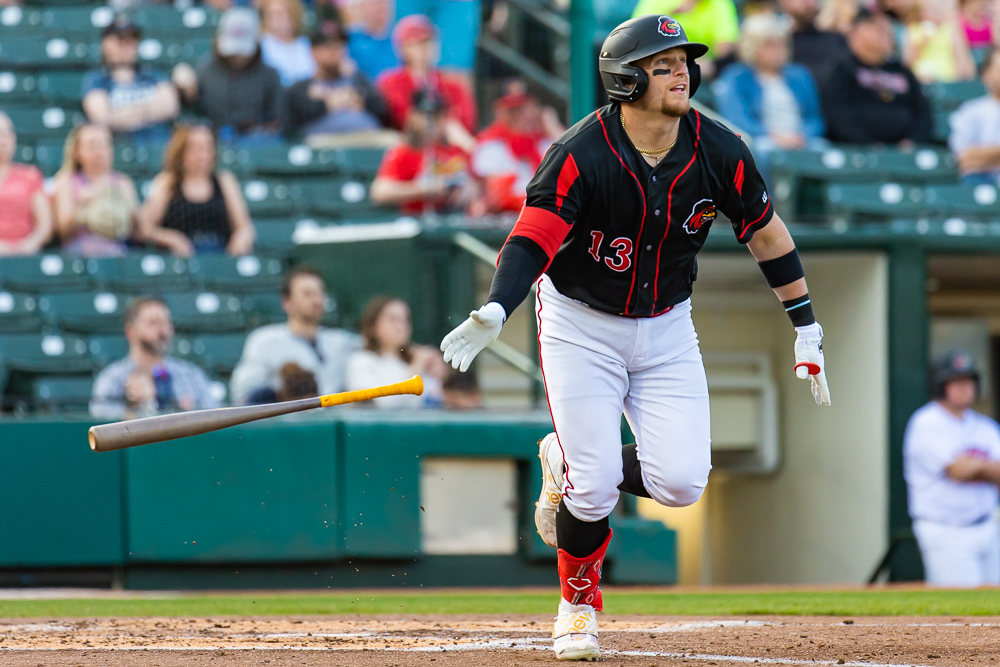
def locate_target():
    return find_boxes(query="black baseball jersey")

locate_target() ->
[490,104,773,318]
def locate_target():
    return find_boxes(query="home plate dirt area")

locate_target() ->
[0,616,997,666]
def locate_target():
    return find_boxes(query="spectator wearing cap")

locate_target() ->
[81,15,180,143]
[371,89,477,214]
[714,14,826,184]
[471,80,565,213]
[91,298,221,420]
[395,0,481,75]
[260,0,317,85]
[0,112,52,257]
[172,8,283,144]
[779,0,850,82]
[344,0,399,80]
[376,14,477,147]
[950,49,1000,183]
[820,9,934,144]
[281,21,390,140]
[631,0,740,77]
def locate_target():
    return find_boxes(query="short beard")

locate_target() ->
[660,95,691,118]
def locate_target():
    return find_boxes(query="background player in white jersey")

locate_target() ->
[905,350,1000,587]
[441,14,831,661]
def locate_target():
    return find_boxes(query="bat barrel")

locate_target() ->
[88,397,322,452]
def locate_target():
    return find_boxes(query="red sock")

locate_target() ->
[557,529,612,611]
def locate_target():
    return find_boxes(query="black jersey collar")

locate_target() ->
[609,104,698,178]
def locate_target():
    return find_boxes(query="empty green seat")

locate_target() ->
[0,333,92,373]
[825,182,931,218]
[33,375,93,412]
[927,183,1000,216]
[241,178,296,217]
[4,106,85,141]
[333,147,386,178]
[0,36,97,69]
[29,141,67,175]
[163,291,246,333]
[219,144,341,177]
[0,6,44,36]
[90,253,192,292]
[174,333,246,375]
[88,334,127,369]
[925,80,986,111]
[0,71,43,103]
[35,70,86,103]
[294,178,379,218]
[190,255,285,292]
[38,291,129,334]
[136,37,212,68]
[254,218,313,255]
[0,290,42,333]
[0,254,92,292]
[115,142,165,177]
[130,5,221,37]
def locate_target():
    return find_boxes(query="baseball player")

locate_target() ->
[904,350,1000,587]
[440,15,831,661]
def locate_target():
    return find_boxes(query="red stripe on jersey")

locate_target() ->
[555,153,580,213]
[597,111,646,314]
[734,159,745,195]
[654,110,701,306]
[739,200,772,240]
[506,205,571,260]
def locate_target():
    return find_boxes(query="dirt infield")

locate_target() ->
[0,615,997,666]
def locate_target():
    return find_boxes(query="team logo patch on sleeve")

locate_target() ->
[658,17,681,36]
[683,199,716,234]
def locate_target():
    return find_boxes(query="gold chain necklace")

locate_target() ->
[621,113,676,161]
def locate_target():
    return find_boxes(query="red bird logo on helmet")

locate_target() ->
[658,17,681,37]
[683,199,716,234]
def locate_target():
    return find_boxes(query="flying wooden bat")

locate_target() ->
[88,376,424,453]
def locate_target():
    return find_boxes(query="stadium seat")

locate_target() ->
[37,5,109,35]
[88,334,127,369]
[4,106,85,142]
[0,36,97,69]
[35,71,86,103]
[0,6,43,36]
[0,254,92,292]
[254,218,320,256]
[30,141,66,175]
[333,147,386,178]
[174,333,246,375]
[825,182,932,219]
[220,144,339,177]
[293,178,379,218]
[0,71,43,103]
[90,253,192,292]
[163,291,246,332]
[0,333,92,373]
[137,37,213,68]
[37,291,130,334]
[115,141,165,177]
[130,5,221,36]
[925,80,986,111]
[242,290,338,328]
[33,375,93,412]
[0,290,42,333]
[241,178,297,217]
[190,255,286,293]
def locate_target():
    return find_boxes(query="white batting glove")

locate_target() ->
[440,302,506,372]
[794,322,831,407]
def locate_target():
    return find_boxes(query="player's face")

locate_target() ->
[283,274,327,324]
[637,47,691,118]
[943,377,978,410]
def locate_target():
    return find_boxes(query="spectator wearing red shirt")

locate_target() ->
[375,15,477,152]
[371,89,477,215]
[0,112,53,256]
[472,80,566,213]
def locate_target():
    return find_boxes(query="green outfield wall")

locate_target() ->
[0,413,675,588]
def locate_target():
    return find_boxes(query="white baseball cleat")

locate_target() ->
[535,432,564,548]
[552,599,600,661]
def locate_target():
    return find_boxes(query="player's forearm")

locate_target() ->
[487,237,549,317]
[748,215,814,326]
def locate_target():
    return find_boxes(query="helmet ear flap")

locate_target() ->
[688,59,702,98]
[631,66,649,101]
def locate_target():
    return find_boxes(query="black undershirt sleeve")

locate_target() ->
[487,236,550,318]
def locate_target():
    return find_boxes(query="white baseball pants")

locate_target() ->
[913,517,1000,587]
[535,274,712,522]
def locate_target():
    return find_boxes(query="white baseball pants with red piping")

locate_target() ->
[535,274,712,522]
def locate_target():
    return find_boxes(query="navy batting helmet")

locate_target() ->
[599,15,709,103]
[930,349,980,399]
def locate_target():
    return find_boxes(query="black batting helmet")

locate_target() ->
[599,15,709,103]
[930,349,980,399]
